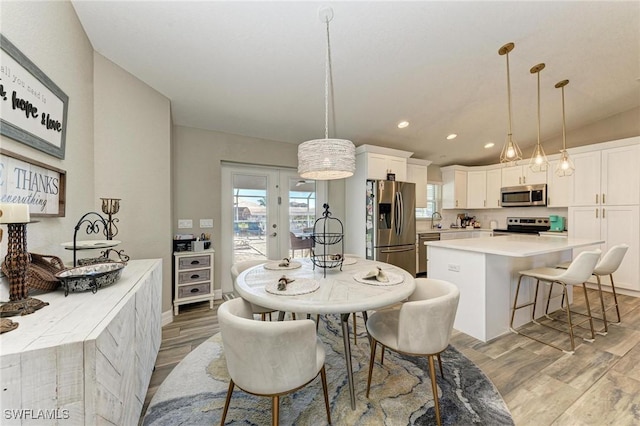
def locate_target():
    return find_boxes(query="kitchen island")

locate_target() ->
[426,235,603,342]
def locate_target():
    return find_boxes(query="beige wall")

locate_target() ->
[0,2,174,313]
[93,53,172,312]
[431,106,640,181]
[172,125,345,293]
[0,1,95,259]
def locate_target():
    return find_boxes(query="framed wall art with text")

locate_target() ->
[0,149,66,217]
[0,34,69,159]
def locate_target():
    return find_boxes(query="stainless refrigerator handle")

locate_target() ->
[380,247,414,254]
[394,191,401,235]
[399,191,404,235]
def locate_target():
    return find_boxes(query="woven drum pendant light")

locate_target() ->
[298,6,355,180]
[498,42,523,164]
[529,63,549,172]
[555,79,575,177]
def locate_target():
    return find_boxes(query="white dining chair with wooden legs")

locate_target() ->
[555,244,628,335]
[218,298,331,425]
[365,278,460,426]
[510,249,601,354]
[230,259,277,320]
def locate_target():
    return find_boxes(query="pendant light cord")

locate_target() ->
[324,17,331,140]
[561,85,566,150]
[506,52,513,138]
[536,70,541,147]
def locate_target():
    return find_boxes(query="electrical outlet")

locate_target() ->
[447,263,460,272]
[178,219,193,229]
[200,219,213,228]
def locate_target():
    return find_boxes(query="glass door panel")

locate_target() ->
[288,178,317,258]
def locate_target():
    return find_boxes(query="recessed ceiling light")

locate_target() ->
[446,134,457,140]
[484,142,495,149]
[397,121,409,129]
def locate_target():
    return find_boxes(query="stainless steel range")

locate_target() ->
[492,217,550,235]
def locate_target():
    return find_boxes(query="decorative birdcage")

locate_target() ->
[310,204,344,277]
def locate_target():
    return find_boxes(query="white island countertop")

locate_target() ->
[426,234,603,257]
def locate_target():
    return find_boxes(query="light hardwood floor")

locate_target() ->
[141,288,640,425]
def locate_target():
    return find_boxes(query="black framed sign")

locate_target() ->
[0,149,66,217]
[0,34,68,159]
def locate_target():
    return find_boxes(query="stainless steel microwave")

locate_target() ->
[500,184,547,207]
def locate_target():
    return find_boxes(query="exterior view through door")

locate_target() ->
[220,164,323,294]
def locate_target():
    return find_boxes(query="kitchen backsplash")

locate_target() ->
[416,206,569,232]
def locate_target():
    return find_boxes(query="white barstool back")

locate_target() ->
[557,250,602,286]
[593,244,629,276]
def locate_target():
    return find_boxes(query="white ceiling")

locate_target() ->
[71,1,640,167]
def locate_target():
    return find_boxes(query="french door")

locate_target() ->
[220,163,326,293]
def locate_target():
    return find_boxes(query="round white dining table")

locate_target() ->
[235,257,416,409]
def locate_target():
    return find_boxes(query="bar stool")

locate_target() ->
[510,249,601,354]
[555,244,629,335]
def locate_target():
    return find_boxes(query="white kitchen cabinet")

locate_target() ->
[466,170,486,209]
[407,158,431,208]
[472,231,493,238]
[501,164,547,187]
[465,167,501,209]
[367,153,407,181]
[546,158,573,207]
[569,205,639,291]
[442,167,467,209]
[486,168,502,208]
[571,145,640,207]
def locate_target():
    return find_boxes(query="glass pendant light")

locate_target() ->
[298,6,355,180]
[499,42,523,164]
[555,79,575,177]
[529,63,549,172]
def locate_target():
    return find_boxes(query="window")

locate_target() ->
[416,183,442,219]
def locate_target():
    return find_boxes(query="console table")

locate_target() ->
[0,259,162,425]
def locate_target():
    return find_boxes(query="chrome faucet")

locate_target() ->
[431,211,442,229]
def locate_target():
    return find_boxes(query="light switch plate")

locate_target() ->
[200,219,213,228]
[178,219,193,229]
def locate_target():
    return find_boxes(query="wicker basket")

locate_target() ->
[2,253,66,293]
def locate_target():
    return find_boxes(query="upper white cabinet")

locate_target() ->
[466,166,502,209]
[466,170,486,209]
[407,158,431,208]
[356,145,413,182]
[486,168,502,208]
[571,144,640,207]
[546,158,573,207]
[442,167,467,209]
[501,164,546,187]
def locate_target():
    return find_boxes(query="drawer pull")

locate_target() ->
[190,260,200,265]
[190,274,200,279]
[190,288,200,293]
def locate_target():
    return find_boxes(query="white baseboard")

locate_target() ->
[214,289,223,300]
[161,309,173,327]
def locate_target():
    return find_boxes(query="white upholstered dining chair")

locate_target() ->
[230,259,276,320]
[365,278,460,426]
[218,298,331,425]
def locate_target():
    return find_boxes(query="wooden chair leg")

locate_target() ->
[366,339,378,398]
[610,274,622,323]
[320,366,332,424]
[272,395,279,426]
[428,355,442,426]
[353,313,357,345]
[220,380,235,426]
[380,345,385,365]
[437,353,444,377]
[261,313,266,321]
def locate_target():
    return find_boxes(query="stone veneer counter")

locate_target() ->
[0,259,162,425]
[426,235,603,342]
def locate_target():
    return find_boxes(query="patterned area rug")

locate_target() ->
[143,314,513,425]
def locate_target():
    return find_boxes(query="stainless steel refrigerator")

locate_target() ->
[365,180,416,276]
